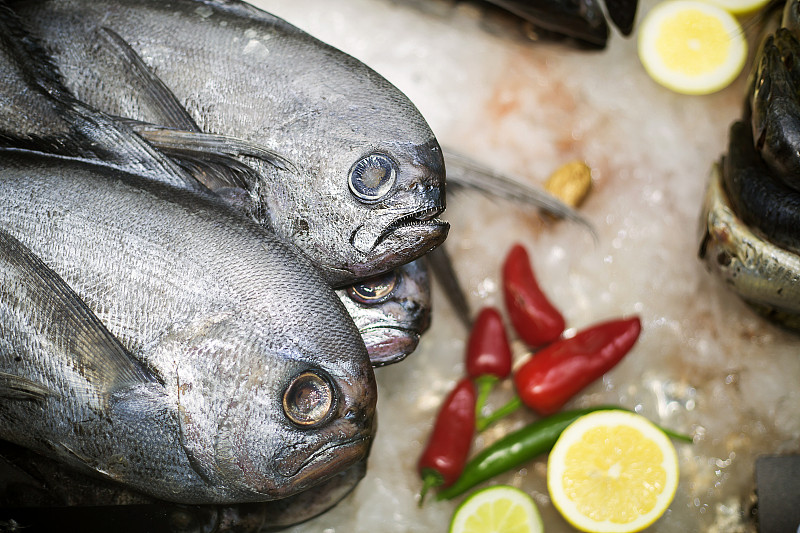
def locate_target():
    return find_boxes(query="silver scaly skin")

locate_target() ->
[11,0,449,288]
[0,149,376,505]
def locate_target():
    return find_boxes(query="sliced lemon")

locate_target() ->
[703,0,771,16]
[637,0,747,95]
[547,410,679,533]
[449,485,544,533]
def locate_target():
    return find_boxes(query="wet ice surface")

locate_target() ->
[250,0,800,531]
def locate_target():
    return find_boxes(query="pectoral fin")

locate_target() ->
[0,372,54,401]
[128,122,296,189]
[0,229,158,400]
[96,27,199,131]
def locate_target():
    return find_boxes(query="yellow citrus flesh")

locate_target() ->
[449,485,544,533]
[547,410,679,533]
[637,0,747,95]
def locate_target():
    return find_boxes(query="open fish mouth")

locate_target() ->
[360,326,421,366]
[277,435,372,483]
[373,205,448,249]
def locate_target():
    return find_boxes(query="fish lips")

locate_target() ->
[348,208,449,282]
[360,325,421,366]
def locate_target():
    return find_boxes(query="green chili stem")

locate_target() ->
[474,375,497,425]
[417,468,443,508]
[476,395,523,432]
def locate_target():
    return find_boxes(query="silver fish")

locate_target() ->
[699,161,800,330]
[12,0,449,287]
[0,149,376,505]
[338,259,431,367]
[0,441,367,532]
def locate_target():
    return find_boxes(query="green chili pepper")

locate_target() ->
[436,405,693,501]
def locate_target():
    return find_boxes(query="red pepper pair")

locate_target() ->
[503,242,643,414]
[417,307,514,504]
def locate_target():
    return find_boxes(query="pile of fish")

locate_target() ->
[0,0,454,529]
[699,0,800,332]
[0,0,590,530]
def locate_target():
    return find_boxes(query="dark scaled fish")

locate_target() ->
[0,149,377,505]
[0,441,367,533]
[721,120,800,255]
[11,0,449,287]
[338,259,431,367]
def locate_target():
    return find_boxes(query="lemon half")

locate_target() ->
[547,410,679,533]
[638,0,747,95]
[703,0,771,15]
[449,485,544,533]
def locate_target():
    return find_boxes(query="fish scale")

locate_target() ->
[12,0,449,287]
[0,149,377,505]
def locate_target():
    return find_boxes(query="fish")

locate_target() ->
[10,0,450,287]
[0,441,367,532]
[0,4,202,192]
[0,148,377,505]
[698,161,800,330]
[338,259,431,367]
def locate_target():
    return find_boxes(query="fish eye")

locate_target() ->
[347,270,399,305]
[283,371,335,427]
[348,153,396,202]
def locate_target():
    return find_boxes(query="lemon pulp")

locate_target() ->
[547,410,679,533]
[638,0,747,95]
[449,485,544,533]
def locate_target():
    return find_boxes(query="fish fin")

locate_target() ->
[96,27,199,131]
[0,371,55,401]
[604,0,638,36]
[443,148,596,239]
[0,228,159,399]
[425,246,472,329]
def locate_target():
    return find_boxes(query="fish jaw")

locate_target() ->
[360,326,421,366]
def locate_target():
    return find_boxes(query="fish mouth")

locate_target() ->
[361,326,420,366]
[346,205,449,284]
[373,205,448,249]
[276,434,372,485]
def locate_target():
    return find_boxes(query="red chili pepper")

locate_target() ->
[466,307,513,380]
[417,378,476,505]
[513,316,642,415]
[502,243,565,347]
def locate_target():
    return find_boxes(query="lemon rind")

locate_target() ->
[637,0,748,95]
[547,410,680,533]
[449,485,544,533]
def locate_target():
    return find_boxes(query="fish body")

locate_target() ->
[0,149,376,505]
[11,0,449,287]
[0,441,367,532]
[699,162,800,329]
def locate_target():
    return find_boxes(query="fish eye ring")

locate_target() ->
[348,153,397,202]
[347,269,399,305]
[283,370,336,427]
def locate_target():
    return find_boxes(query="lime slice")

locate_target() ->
[637,0,748,95]
[449,485,544,533]
[547,410,679,533]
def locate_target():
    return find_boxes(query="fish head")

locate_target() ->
[338,259,432,366]
[257,50,449,287]
[166,308,376,503]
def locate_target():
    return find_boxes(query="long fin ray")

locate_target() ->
[0,228,158,401]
